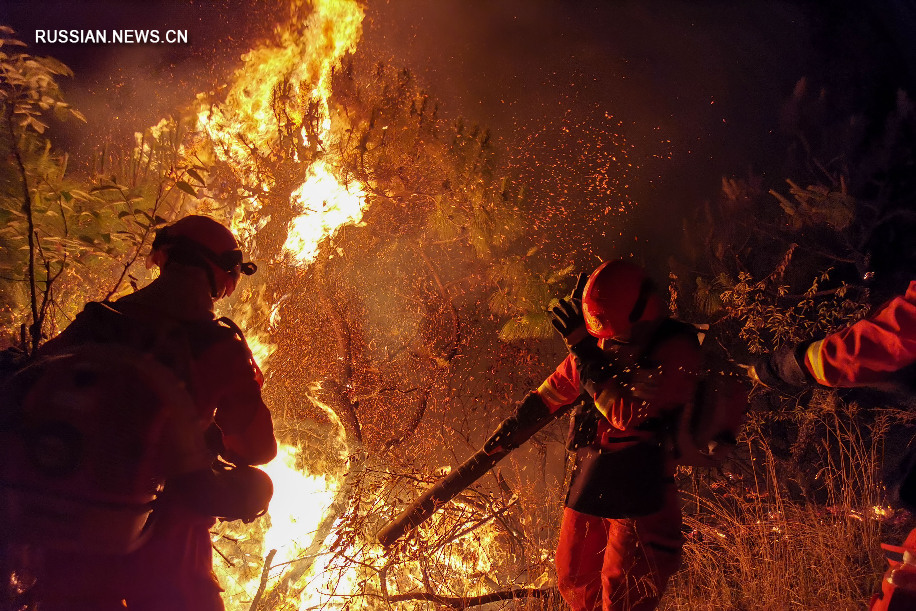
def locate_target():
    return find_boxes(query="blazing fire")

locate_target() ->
[141,0,536,607]
[196,0,365,245]
[191,0,377,607]
[283,160,366,265]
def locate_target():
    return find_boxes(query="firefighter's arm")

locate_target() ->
[804,281,916,387]
[217,392,277,466]
[483,355,582,453]
[212,343,277,466]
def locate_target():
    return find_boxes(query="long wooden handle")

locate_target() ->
[376,402,572,548]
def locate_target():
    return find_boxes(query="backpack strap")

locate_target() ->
[214,316,263,386]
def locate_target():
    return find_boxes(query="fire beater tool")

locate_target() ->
[376,400,577,547]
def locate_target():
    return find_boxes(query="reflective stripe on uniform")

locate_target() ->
[537,380,569,411]
[804,339,829,385]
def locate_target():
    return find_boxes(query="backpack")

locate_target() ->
[673,324,749,467]
[0,303,211,554]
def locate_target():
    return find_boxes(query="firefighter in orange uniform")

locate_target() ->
[749,279,916,610]
[487,260,701,610]
[35,215,277,611]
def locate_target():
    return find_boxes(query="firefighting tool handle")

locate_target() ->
[376,397,575,548]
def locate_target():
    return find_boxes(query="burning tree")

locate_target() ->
[116,1,575,609]
[2,2,573,605]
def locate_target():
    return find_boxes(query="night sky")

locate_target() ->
[3,0,916,264]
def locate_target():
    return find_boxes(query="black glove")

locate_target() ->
[748,343,814,390]
[550,273,591,351]
[169,462,274,523]
[483,392,549,453]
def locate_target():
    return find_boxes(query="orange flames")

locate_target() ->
[140,0,517,607]
[189,0,371,608]
[196,0,366,253]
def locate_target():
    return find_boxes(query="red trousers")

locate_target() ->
[870,527,916,611]
[556,488,682,611]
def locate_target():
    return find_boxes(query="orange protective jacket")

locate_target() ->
[804,280,916,387]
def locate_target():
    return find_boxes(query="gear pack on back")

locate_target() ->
[675,327,749,466]
[655,322,749,466]
[0,302,211,555]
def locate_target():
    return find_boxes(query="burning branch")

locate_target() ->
[314,253,363,446]
[248,549,277,611]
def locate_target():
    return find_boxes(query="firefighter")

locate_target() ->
[748,277,916,610]
[32,215,277,611]
[487,260,701,611]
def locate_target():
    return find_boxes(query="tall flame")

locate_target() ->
[283,160,366,265]
[196,0,367,256]
[192,0,368,608]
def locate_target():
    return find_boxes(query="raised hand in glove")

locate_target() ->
[550,273,591,351]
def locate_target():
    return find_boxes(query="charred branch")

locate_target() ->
[314,253,362,445]
[382,389,429,452]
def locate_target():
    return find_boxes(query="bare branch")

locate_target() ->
[248,549,277,611]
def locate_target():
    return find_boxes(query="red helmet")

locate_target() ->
[151,215,256,298]
[582,260,663,339]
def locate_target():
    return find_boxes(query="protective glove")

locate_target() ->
[483,392,550,453]
[550,273,591,351]
[549,272,614,388]
[747,343,814,391]
[169,462,274,523]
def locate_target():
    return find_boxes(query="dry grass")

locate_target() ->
[662,397,906,611]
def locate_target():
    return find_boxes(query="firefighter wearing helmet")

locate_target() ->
[487,259,701,610]
[30,215,276,611]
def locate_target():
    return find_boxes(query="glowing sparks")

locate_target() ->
[283,161,367,265]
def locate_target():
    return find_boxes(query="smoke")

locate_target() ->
[3,0,284,164]
[361,0,916,270]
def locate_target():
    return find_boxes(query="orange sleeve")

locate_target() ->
[202,338,278,466]
[804,281,916,387]
[536,353,582,413]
